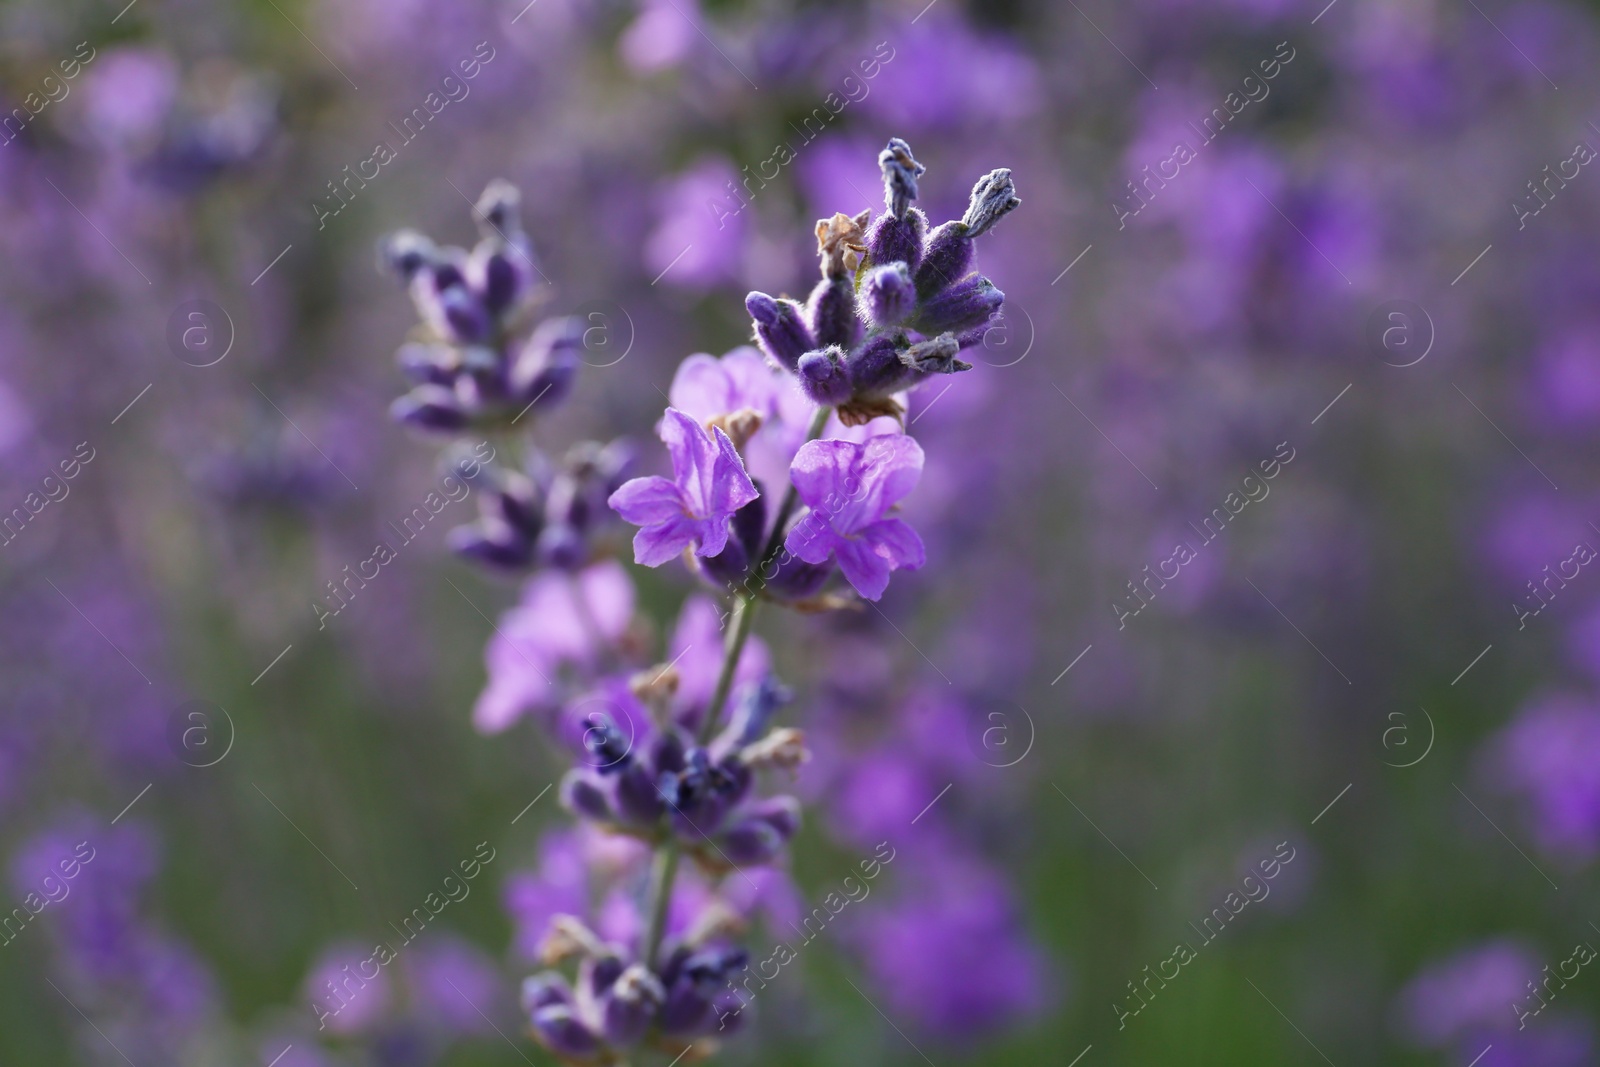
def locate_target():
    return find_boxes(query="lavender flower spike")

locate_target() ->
[609,408,759,567]
[785,435,927,601]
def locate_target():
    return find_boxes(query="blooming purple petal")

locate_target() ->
[784,435,925,599]
[608,476,683,526]
[610,408,758,568]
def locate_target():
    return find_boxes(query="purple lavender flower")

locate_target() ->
[382,181,572,434]
[1397,938,1539,1045]
[608,408,759,568]
[1484,693,1600,859]
[785,435,926,601]
[744,138,1016,427]
[849,851,1049,1042]
[473,560,635,734]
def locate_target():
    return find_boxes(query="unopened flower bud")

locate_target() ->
[745,292,814,372]
[797,347,854,405]
[862,262,916,329]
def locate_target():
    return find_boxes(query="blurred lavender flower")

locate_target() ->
[1484,693,1600,860]
[383,181,568,433]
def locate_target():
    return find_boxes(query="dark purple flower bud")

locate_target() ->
[490,475,543,538]
[438,284,490,344]
[585,955,626,995]
[797,347,854,406]
[865,207,926,275]
[696,534,750,589]
[712,988,750,1036]
[657,982,713,1037]
[529,1003,602,1059]
[470,239,532,316]
[731,486,766,560]
[763,554,833,601]
[725,677,793,747]
[521,973,573,1013]
[652,730,687,776]
[719,819,784,865]
[845,334,913,398]
[899,334,973,376]
[666,749,749,834]
[584,715,632,774]
[746,292,815,372]
[511,316,583,410]
[961,168,1021,238]
[396,342,459,386]
[474,179,523,238]
[536,522,586,571]
[863,263,916,329]
[560,769,614,822]
[878,137,925,221]
[380,230,439,281]
[914,221,975,299]
[913,276,1004,338]
[391,384,470,432]
[599,965,665,1047]
[745,795,801,839]
[807,276,861,349]
[614,761,667,824]
[447,520,534,570]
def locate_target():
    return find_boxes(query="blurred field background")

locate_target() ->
[5,0,1600,1064]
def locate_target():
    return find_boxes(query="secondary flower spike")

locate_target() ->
[609,408,759,567]
[785,435,926,601]
[743,137,1018,426]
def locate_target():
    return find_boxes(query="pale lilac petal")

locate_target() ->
[834,435,924,535]
[785,511,841,565]
[667,354,730,422]
[634,514,699,567]
[695,516,732,558]
[608,475,684,525]
[708,426,759,514]
[834,536,894,601]
[577,560,636,641]
[660,408,721,516]
[788,438,858,509]
[473,676,540,734]
[865,517,926,571]
[721,347,780,416]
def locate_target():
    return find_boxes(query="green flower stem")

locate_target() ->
[639,404,831,974]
